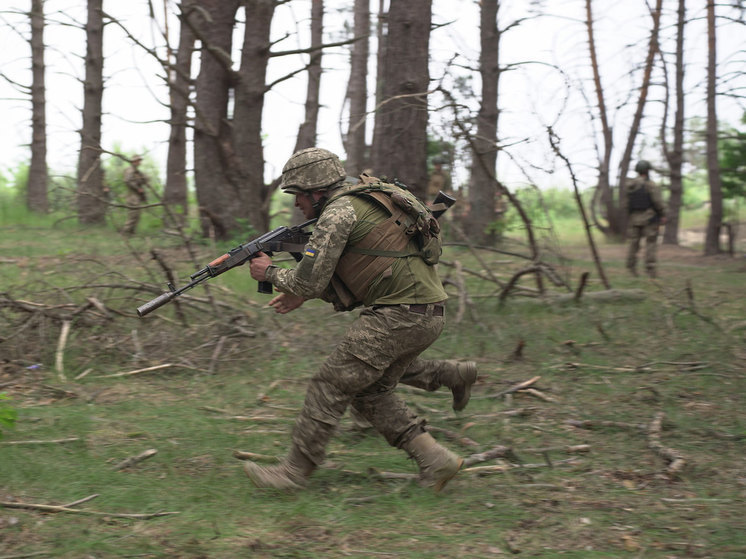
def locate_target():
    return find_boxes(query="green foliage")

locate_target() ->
[0,393,17,438]
[499,185,583,234]
[719,119,746,200]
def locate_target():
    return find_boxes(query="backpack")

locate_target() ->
[333,175,443,265]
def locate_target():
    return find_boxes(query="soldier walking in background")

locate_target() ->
[624,160,667,278]
[122,155,148,236]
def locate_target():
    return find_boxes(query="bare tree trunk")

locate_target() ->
[663,0,686,245]
[164,0,197,222]
[466,0,499,244]
[234,0,275,234]
[294,0,323,152]
[28,0,48,214]
[585,0,614,236]
[192,0,239,239]
[615,0,662,235]
[704,0,723,255]
[343,0,370,175]
[76,0,106,225]
[370,0,431,200]
[374,0,387,131]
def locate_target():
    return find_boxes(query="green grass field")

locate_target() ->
[1,206,744,558]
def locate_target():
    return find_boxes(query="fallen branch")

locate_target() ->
[232,450,277,461]
[113,448,158,471]
[426,425,480,448]
[0,500,179,519]
[647,411,686,476]
[1,437,80,445]
[463,445,519,467]
[62,494,100,508]
[55,320,71,381]
[96,363,202,378]
[522,387,558,402]
[483,376,541,399]
[566,419,647,431]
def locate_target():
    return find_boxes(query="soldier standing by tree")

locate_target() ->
[122,155,148,236]
[624,160,667,277]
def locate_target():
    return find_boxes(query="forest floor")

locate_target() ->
[0,221,744,558]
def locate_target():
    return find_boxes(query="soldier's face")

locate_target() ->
[295,193,316,219]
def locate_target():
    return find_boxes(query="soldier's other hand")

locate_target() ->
[269,293,305,314]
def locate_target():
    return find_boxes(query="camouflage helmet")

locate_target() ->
[279,148,346,193]
[635,160,652,174]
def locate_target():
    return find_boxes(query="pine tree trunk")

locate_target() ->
[343,0,370,175]
[466,0,499,243]
[164,0,197,222]
[663,0,686,245]
[704,0,723,255]
[370,0,431,200]
[76,0,106,226]
[28,0,48,214]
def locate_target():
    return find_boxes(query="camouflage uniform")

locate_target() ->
[265,190,448,465]
[122,161,147,236]
[245,148,466,491]
[624,175,666,276]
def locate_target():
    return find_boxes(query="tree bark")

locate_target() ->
[343,0,370,175]
[234,0,275,234]
[192,0,240,239]
[663,0,686,245]
[164,0,197,222]
[704,0,723,255]
[370,0,431,200]
[28,0,48,214]
[466,0,499,243]
[293,0,323,152]
[76,0,106,226]
[585,0,615,236]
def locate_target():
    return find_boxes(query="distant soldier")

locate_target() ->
[427,157,453,199]
[623,160,666,277]
[122,155,148,236]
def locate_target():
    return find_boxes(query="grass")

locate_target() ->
[1,206,745,558]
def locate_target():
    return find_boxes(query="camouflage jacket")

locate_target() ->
[266,181,447,311]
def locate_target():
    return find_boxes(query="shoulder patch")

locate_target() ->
[304,248,318,258]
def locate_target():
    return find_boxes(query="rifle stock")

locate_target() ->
[431,191,456,219]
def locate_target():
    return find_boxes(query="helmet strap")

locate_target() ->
[311,193,328,217]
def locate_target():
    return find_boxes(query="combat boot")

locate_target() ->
[440,361,478,411]
[243,445,315,489]
[403,432,463,492]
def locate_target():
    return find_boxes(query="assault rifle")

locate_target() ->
[136,219,317,317]
[136,190,455,317]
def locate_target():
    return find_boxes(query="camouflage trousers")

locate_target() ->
[122,193,142,236]
[291,304,445,466]
[400,357,457,391]
[626,222,660,273]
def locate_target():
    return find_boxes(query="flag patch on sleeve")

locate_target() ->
[304,248,318,258]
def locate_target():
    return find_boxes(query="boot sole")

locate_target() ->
[432,457,464,493]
